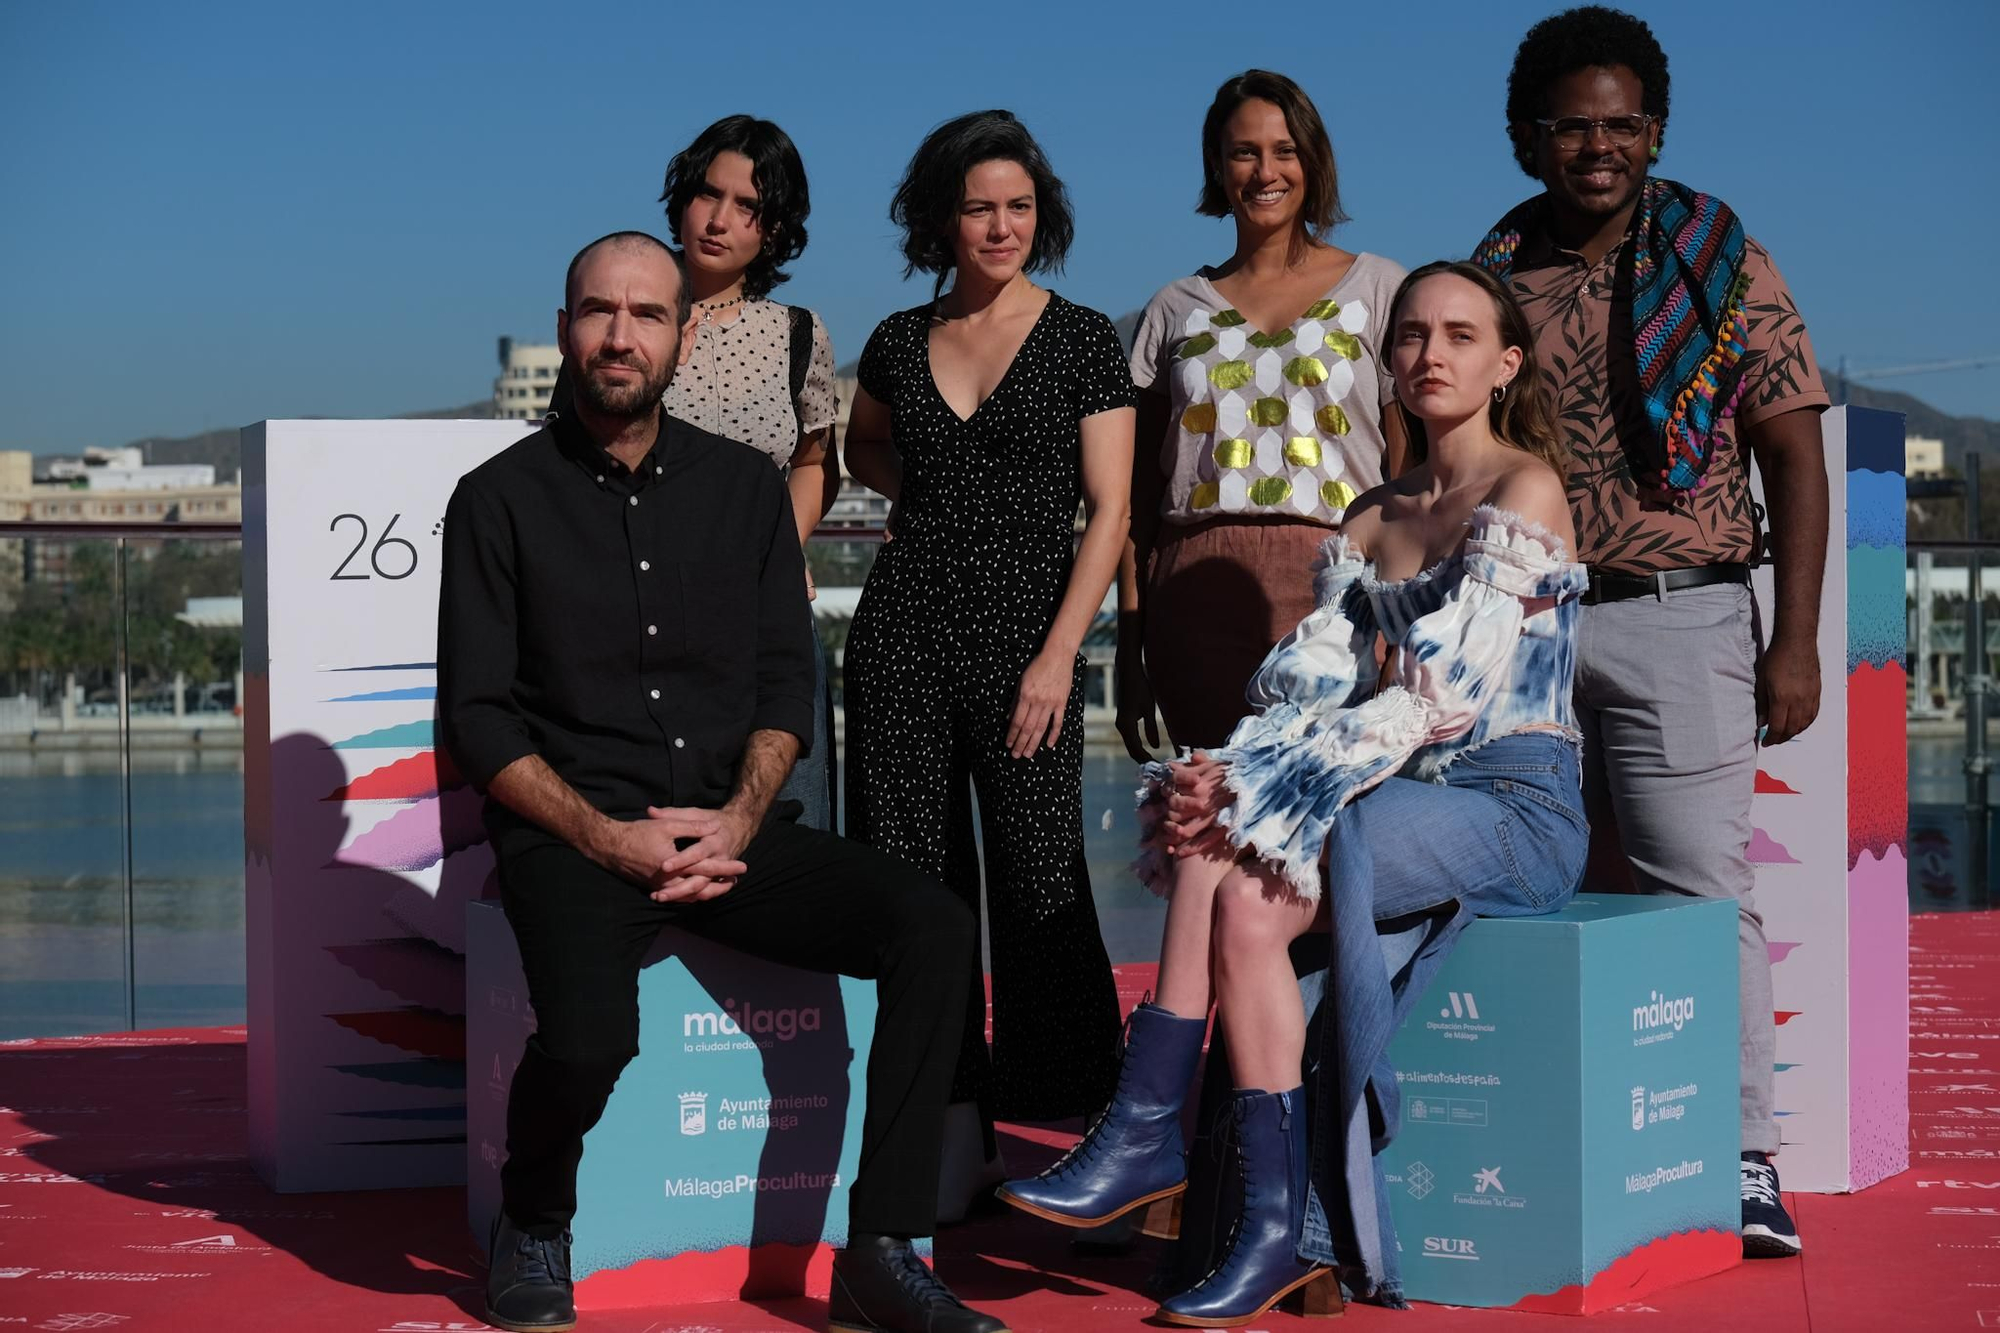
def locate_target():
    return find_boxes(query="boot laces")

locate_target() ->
[1045,1116,1108,1179]
[510,1229,572,1286]
[1187,1105,1255,1289]
[1039,1002,1146,1182]
[1740,1157,1780,1208]
[1223,1100,1262,1208]
[892,1245,964,1310]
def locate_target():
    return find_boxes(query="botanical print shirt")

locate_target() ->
[1500,231,1828,574]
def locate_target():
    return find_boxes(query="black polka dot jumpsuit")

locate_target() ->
[846,293,1133,1121]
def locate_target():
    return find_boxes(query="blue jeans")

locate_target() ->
[1292,730,1587,1303]
[775,615,834,832]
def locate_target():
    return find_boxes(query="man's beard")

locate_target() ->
[576,351,675,419]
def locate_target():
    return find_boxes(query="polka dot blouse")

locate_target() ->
[856,292,1137,534]
[665,298,836,468]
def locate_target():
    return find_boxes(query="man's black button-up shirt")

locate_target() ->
[438,409,814,820]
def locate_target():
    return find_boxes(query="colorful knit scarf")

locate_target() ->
[1472,177,1751,491]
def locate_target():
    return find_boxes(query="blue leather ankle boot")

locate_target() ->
[996,1002,1205,1236]
[1154,1086,1342,1327]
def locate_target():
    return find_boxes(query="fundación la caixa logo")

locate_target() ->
[1452,1165,1523,1210]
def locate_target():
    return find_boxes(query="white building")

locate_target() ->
[45,446,144,481]
[1907,435,1945,479]
[0,449,241,595]
[85,464,215,491]
[36,448,215,491]
[494,338,563,421]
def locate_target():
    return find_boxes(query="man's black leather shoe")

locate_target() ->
[828,1233,1008,1333]
[486,1214,576,1332]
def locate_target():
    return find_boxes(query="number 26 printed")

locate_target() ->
[330,513,418,580]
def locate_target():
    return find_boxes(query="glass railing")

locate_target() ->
[1907,546,1997,913]
[1905,458,1995,912]
[805,528,1119,718]
[16,500,1970,1041]
[0,522,246,1039]
[0,521,1144,1040]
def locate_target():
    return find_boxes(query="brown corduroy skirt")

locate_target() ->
[1141,516,1333,752]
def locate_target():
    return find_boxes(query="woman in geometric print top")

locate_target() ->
[999,262,1589,1321]
[1119,70,1409,763]
[1116,72,1407,1289]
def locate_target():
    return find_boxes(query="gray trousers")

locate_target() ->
[1574,582,1776,1155]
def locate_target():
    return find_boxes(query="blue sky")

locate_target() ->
[2,0,1995,453]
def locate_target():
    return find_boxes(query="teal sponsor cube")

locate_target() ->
[467,901,879,1309]
[1382,895,1740,1312]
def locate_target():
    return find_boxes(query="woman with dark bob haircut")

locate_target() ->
[843,110,1136,1219]
[887,112,1076,298]
[658,114,843,831]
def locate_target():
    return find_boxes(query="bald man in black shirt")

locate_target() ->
[441,231,1003,1333]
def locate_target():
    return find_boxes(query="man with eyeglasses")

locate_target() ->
[1470,6,1829,1260]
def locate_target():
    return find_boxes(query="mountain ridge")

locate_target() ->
[68,328,2000,483]
[102,400,497,481]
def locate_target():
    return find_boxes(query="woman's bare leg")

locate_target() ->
[1154,848,1237,1019]
[1211,862,1320,1091]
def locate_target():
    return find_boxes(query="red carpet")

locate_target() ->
[1,914,1996,1332]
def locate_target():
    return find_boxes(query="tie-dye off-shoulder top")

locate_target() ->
[1138,505,1587,901]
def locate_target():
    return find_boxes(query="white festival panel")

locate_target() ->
[243,419,536,1192]
[1747,406,1908,1192]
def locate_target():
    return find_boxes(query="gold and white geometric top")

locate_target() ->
[1128,252,1406,528]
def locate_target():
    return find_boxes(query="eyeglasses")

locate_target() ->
[1532,114,1655,151]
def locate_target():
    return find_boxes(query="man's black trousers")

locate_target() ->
[495,815,973,1240]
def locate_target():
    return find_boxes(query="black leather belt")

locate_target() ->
[1581,562,1751,605]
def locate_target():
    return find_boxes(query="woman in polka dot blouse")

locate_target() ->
[659,115,843,831]
[843,110,1136,1215]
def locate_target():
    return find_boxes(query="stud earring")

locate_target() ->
[1648,145,1660,162]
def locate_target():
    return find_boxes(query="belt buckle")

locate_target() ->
[1653,570,1670,603]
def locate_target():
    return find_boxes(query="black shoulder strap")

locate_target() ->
[787,306,813,418]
